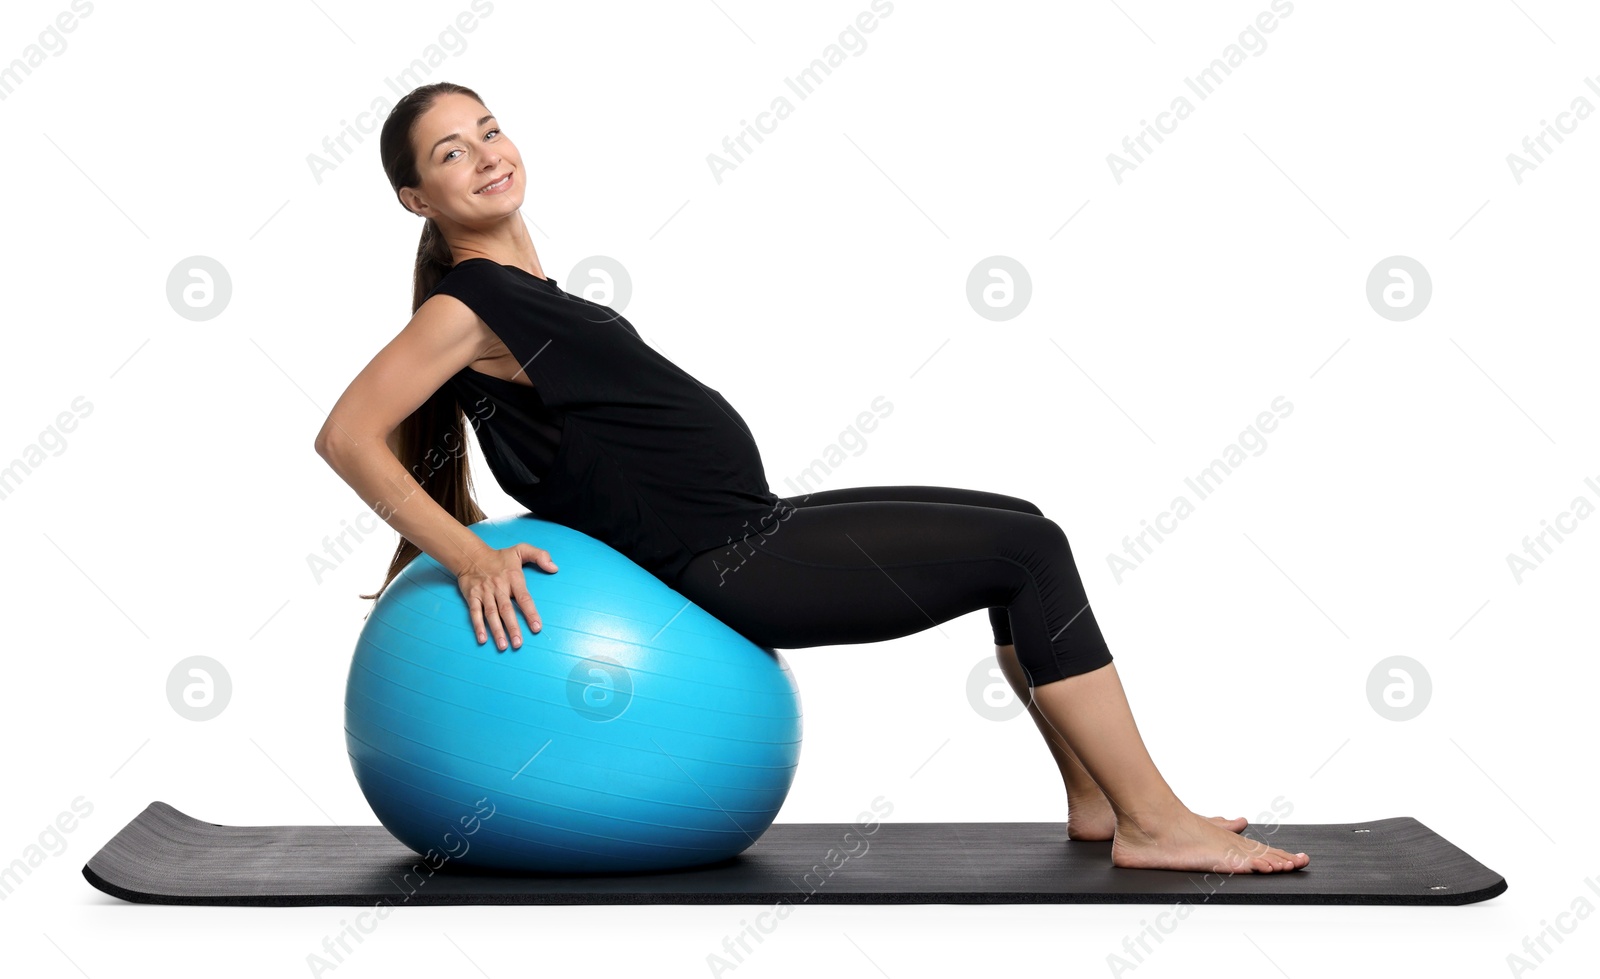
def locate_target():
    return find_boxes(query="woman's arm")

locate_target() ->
[313,294,494,578]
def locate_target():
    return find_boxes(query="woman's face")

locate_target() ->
[403,92,524,226]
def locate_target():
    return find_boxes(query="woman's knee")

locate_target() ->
[1014,497,1044,517]
[978,490,1044,517]
[1003,512,1075,567]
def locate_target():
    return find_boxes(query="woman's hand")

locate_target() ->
[455,544,559,651]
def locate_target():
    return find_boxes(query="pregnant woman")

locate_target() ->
[313,82,1308,875]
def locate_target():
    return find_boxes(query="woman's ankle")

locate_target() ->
[1114,798,1190,838]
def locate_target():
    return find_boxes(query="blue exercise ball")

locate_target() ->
[344,513,803,874]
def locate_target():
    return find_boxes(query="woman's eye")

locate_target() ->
[443,130,499,162]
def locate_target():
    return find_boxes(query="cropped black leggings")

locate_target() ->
[672,485,1114,687]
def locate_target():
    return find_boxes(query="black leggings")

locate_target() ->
[672,485,1114,687]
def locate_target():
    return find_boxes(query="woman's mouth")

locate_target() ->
[475,172,513,195]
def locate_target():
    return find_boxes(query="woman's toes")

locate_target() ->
[1203,815,1248,834]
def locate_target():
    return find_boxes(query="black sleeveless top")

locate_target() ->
[428,258,786,585]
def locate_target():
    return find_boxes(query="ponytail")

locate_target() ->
[364,82,494,606]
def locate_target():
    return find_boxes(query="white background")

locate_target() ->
[1,0,1596,975]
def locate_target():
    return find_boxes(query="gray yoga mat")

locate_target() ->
[82,801,1506,907]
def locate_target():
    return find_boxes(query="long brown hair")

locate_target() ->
[359,81,492,603]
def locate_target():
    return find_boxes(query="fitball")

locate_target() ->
[344,514,803,873]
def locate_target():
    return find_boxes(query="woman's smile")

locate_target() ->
[475,170,514,195]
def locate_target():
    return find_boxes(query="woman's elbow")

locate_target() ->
[313,425,345,462]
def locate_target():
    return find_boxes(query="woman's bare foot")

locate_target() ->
[1001,651,1301,868]
[1067,793,1247,841]
[1111,806,1309,873]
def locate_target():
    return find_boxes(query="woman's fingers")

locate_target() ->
[514,542,556,572]
[460,546,552,651]
[514,580,541,634]
[469,595,487,645]
[473,584,511,651]
[486,590,509,651]
[498,592,523,650]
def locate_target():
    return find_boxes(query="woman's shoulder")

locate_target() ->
[447,256,500,274]
[425,257,507,303]
[439,256,504,284]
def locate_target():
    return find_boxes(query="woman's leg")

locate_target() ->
[1029,663,1307,872]
[776,486,1123,835]
[774,485,1044,651]
[713,490,1109,683]
[678,491,1308,873]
